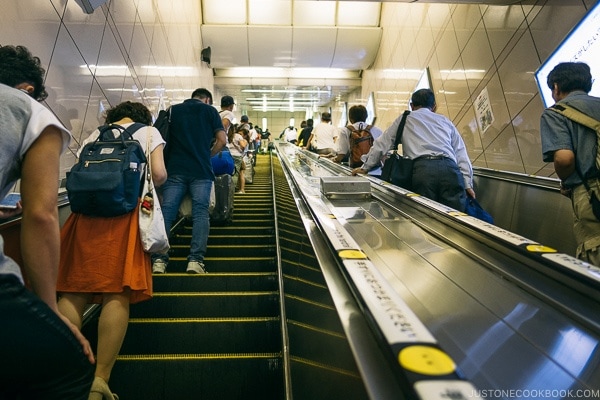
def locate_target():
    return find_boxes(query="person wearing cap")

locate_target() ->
[304,112,338,156]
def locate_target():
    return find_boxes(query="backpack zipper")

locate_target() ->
[84,158,122,168]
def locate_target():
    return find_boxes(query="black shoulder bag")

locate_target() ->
[380,110,413,189]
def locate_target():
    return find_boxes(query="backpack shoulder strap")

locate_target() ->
[549,104,600,133]
[346,124,356,132]
[96,123,146,144]
[549,104,600,193]
[123,122,146,139]
[96,124,122,141]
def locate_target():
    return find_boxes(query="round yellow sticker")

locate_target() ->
[525,244,557,253]
[398,345,455,376]
[338,249,367,259]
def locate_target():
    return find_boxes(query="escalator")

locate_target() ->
[103,153,371,399]
[108,154,282,399]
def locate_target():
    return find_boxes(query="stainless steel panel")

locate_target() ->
[475,170,577,256]
[320,176,371,199]
[277,144,600,396]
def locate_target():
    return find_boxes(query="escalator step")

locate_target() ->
[156,257,275,273]
[131,291,280,318]
[121,317,282,354]
[152,272,278,292]
[110,355,284,400]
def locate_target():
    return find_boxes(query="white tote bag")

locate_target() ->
[139,133,170,253]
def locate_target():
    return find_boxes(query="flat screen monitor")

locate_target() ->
[366,92,376,125]
[535,2,600,108]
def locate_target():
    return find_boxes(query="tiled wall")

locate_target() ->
[1,0,213,178]
[2,0,598,181]
[353,0,598,178]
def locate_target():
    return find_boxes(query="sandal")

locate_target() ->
[89,376,119,400]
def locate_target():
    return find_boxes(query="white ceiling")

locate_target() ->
[201,0,382,113]
[200,0,532,113]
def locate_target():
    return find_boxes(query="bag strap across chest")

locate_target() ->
[548,103,600,196]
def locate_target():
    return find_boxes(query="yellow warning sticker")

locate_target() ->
[398,345,455,376]
[338,249,367,259]
[525,244,557,253]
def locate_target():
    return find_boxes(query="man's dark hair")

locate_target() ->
[348,105,368,123]
[0,45,48,101]
[192,88,213,104]
[547,62,592,94]
[306,119,314,127]
[411,88,436,109]
[321,112,332,121]
[105,101,152,125]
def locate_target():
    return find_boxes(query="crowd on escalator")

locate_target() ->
[2,41,600,400]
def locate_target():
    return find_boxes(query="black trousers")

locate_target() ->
[0,274,94,400]
[411,157,467,212]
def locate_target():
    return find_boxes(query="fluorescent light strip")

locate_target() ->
[247,100,317,105]
[216,67,359,79]
[242,89,330,94]
[142,65,193,71]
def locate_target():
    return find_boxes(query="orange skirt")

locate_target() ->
[57,204,152,304]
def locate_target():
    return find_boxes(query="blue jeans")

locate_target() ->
[0,274,94,399]
[154,175,212,263]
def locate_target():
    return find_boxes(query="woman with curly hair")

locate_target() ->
[57,101,167,400]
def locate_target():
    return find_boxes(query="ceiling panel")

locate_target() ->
[205,0,531,114]
[292,27,338,68]
[250,0,293,25]
[202,0,246,24]
[331,27,382,69]
[337,1,381,26]
[201,25,250,67]
[248,26,294,67]
[293,1,337,25]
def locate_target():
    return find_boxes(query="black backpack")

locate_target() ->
[66,123,147,217]
[153,108,171,162]
[153,108,171,142]
[347,124,374,168]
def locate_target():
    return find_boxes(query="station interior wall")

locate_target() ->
[0,0,598,181]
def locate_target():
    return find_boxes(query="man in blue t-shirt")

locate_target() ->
[152,88,227,274]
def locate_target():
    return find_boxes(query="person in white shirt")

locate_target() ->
[335,105,383,174]
[304,112,338,156]
[0,44,95,400]
[354,89,475,211]
[283,126,298,144]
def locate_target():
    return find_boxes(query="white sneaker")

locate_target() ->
[186,261,207,274]
[152,260,167,274]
